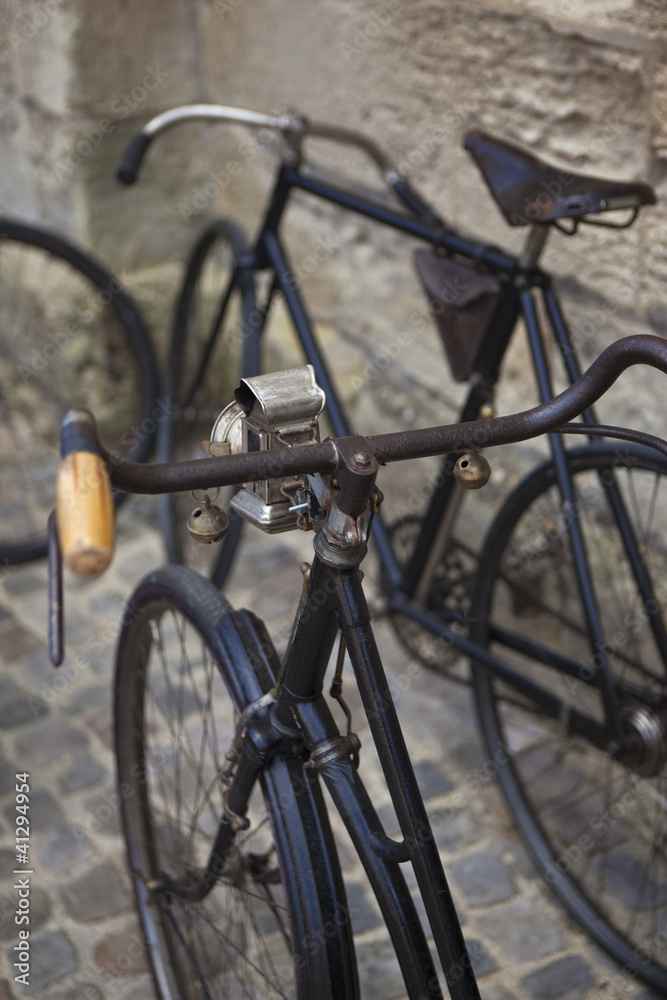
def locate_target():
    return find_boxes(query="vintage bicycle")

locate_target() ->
[53,336,667,995]
[116,105,667,984]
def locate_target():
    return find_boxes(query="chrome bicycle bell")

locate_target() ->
[187,493,230,544]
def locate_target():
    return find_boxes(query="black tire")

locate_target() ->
[471,443,667,990]
[158,218,259,588]
[0,218,158,564]
[115,565,351,999]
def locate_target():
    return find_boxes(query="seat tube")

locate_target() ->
[518,223,550,269]
[520,284,624,745]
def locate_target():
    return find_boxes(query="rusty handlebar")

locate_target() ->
[63,335,667,499]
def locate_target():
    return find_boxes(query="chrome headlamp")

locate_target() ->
[209,366,325,533]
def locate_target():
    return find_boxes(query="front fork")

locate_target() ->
[213,566,480,999]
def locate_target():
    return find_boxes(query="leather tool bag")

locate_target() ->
[414,250,502,381]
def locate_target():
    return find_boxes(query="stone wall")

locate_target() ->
[3,0,666,462]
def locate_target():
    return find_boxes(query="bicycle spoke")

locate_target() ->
[116,576,314,1000]
[473,449,667,985]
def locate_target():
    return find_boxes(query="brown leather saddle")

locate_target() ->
[464,129,656,226]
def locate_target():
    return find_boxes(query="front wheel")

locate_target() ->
[471,443,667,990]
[114,565,354,999]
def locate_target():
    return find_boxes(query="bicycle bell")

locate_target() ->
[187,491,230,545]
[454,451,491,489]
[209,365,326,533]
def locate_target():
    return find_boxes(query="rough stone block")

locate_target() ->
[0,887,47,945]
[412,759,455,799]
[51,985,104,1000]
[8,930,77,994]
[344,881,383,934]
[466,937,497,978]
[34,825,93,875]
[93,926,148,977]
[12,717,88,767]
[3,789,63,831]
[0,757,18,797]
[0,626,43,665]
[83,788,123,837]
[62,685,109,716]
[59,754,107,795]
[0,696,47,730]
[60,860,130,922]
[431,805,483,855]
[450,849,515,906]
[521,954,595,1000]
[476,896,565,963]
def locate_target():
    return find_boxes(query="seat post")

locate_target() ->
[519,223,550,269]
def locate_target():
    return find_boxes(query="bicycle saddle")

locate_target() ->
[465,129,656,226]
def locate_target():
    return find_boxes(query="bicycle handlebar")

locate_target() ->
[59,335,667,516]
[117,132,154,185]
[56,408,114,577]
[116,103,442,223]
[117,105,292,184]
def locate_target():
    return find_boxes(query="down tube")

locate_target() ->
[330,568,482,1000]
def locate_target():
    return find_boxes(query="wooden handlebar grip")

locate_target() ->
[57,410,114,577]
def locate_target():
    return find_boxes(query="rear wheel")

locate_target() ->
[472,444,667,990]
[158,218,259,587]
[115,565,351,999]
[0,219,157,563]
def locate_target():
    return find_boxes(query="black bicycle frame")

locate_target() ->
[54,331,667,992]
[218,550,481,1000]
[225,159,663,747]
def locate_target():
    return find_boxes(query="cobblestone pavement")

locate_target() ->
[0,496,662,1000]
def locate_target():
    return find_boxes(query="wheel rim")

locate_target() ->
[473,451,667,987]
[119,603,297,999]
[0,230,150,559]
